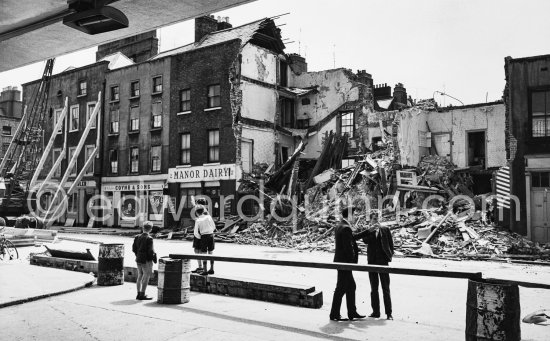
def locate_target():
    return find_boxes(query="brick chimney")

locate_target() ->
[393,83,407,105]
[217,16,232,31]
[96,31,159,63]
[195,15,219,42]
[287,53,308,74]
[0,86,22,118]
[373,83,391,100]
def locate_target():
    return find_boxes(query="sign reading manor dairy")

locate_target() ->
[168,164,236,183]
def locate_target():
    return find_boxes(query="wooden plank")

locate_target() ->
[169,253,483,280]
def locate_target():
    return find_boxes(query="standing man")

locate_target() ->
[355,211,394,320]
[329,205,366,321]
[132,221,157,300]
[194,205,216,276]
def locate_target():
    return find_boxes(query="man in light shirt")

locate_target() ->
[193,205,216,275]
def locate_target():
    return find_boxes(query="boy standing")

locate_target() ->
[132,221,157,300]
[193,205,216,275]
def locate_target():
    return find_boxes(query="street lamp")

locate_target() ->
[433,90,464,106]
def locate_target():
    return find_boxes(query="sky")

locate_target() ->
[2,0,550,105]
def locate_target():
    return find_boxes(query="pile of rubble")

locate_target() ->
[214,132,550,262]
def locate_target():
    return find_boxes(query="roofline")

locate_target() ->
[21,60,110,87]
[427,100,504,111]
[506,53,550,63]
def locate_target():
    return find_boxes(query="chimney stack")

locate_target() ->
[287,53,308,74]
[195,15,218,42]
[393,83,407,105]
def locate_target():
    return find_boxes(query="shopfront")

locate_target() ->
[101,175,167,228]
[167,164,237,224]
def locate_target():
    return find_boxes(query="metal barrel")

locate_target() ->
[465,279,520,341]
[157,258,191,304]
[97,243,125,286]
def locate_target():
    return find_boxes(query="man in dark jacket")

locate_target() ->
[132,221,157,300]
[329,206,366,321]
[355,212,394,320]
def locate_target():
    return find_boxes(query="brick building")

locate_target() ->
[0,86,23,160]
[504,54,550,243]
[22,61,110,226]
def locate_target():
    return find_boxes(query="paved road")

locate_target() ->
[4,233,550,340]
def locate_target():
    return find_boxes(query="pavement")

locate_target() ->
[0,262,95,308]
[1,234,549,340]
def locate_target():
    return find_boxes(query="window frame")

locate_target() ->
[78,80,87,97]
[109,149,118,174]
[207,129,220,163]
[180,133,191,165]
[109,108,119,134]
[206,84,221,109]
[130,80,140,98]
[84,144,95,175]
[69,104,79,132]
[151,101,162,128]
[152,76,163,94]
[150,145,162,173]
[68,146,77,176]
[179,88,191,114]
[2,125,12,136]
[86,101,97,129]
[54,108,64,133]
[340,111,354,137]
[110,85,120,102]
[129,105,140,132]
[529,87,550,139]
[130,146,139,174]
[52,148,62,178]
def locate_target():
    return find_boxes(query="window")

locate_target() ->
[130,105,140,131]
[67,193,78,213]
[279,60,288,87]
[207,84,220,108]
[531,90,550,137]
[532,172,550,188]
[52,148,62,177]
[68,147,77,176]
[109,109,119,134]
[340,111,354,137]
[208,130,220,162]
[130,147,139,173]
[152,76,162,93]
[86,102,97,129]
[109,149,118,174]
[78,81,87,96]
[84,145,95,174]
[180,89,191,112]
[151,145,161,172]
[280,98,295,127]
[70,105,79,132]
[301,98,311,105]
[130,81,140,97]
[2,126,11,135]
[110,85,119,101]
[180,133,190,164]
[151,102,162,128]
[180,187,201,209]
[54,109,64,133]
[296,119,309,129]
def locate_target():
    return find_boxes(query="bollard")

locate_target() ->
[465,279,520,341]
[97,243,124,286]
[157,258,191,304]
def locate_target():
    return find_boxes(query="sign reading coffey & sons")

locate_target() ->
[168,164,236,183]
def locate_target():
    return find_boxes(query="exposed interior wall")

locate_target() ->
[241,126,275,165]
[304,118,337,159]
[427,103,506,168]
[240,80,277,121]
[396,103,506,168]
[293,69,358,126]
[240,44,277,84]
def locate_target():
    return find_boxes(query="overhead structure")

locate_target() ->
[0,0,256,72]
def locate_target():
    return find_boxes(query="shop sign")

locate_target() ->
[102,183,164,191]
[168,164,236,183]
[78,180,96,188]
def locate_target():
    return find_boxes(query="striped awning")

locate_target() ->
[496,166,511,209]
